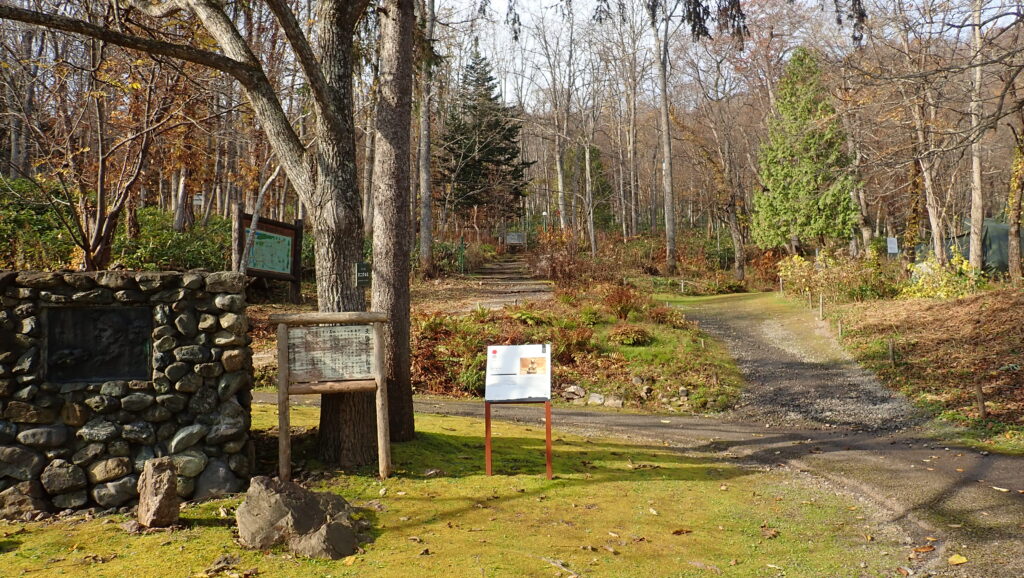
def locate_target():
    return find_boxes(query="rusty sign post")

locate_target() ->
[270,311,391,481]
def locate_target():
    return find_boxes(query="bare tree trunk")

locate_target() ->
[554,132,567,230]
[417,0,436,277]
[1009,135,1023,285]
[726,204,745,281]
[652,18,676,275]
[172,167,190,232]
[584,144,596,256]
[371,0,416,443]
[968,0,985,270]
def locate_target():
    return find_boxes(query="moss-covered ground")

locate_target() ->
[1,404,911,577]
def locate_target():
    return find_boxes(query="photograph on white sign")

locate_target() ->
[485,344,551,402]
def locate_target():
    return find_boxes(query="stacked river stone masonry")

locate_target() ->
[0,270,253,517]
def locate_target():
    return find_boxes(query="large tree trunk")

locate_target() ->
[313,0,377,467]
[371,0,416,443]
[417,0,436,277]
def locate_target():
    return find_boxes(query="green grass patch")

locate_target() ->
[0,405,908,577]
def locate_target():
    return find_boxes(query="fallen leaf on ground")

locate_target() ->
[672,528,693,535]
[760,525,780,539]
[913,545,935,553]
[992,486,1009,492]
[648,508,659,516]
[948,554,968,565]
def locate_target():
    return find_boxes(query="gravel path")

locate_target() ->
[681,293,922,431]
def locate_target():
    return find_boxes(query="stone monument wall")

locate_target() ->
[0,270,253,517]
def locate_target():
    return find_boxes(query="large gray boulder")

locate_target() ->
[136,457,179,528]
[236,477,358,559]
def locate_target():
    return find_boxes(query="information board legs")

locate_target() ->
[485,402,492,476]
[484,401,552,479]
[545,401,553,480]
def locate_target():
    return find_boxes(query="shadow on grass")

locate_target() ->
[251,420,754,536]
[0,538,21,554]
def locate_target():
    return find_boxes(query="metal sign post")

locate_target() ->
[271,311,391,480]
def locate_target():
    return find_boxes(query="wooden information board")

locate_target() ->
[232,203,303,303]
[288,325,374,382]
[270,312,391,480]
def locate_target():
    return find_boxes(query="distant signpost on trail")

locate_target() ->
[484,344,553,479]
[504,231,526,250]
[232,203,303,303]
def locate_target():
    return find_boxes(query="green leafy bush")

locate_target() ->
[0,178,77,269]
[578,306,606,327]
[900,254,985,299]
[112,207,231,271]
[778,252,903,302]
[607,324,654,346]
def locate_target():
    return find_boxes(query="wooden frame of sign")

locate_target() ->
[485,400,552,480]
[232,203,304,304]
[269,311,391,480]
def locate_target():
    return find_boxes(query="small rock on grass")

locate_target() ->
[136,457,179,528]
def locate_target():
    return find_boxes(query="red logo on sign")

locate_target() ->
[491,350,497,354]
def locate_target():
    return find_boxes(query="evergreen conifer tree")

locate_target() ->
[752,47,858,252]
[437,45,530,220]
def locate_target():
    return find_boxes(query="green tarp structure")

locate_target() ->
[921,219,1024,273]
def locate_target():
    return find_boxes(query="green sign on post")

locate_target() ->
[233,203,304,304]
[244,228,293,275]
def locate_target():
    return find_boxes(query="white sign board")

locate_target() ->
[505,232,526,246]
[886,237,899,254]
[485,344,551,402]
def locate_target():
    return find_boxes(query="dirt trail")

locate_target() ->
[411,255,553,313]
[681,292,922,431]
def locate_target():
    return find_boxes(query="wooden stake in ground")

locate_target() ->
[974,383,988,420]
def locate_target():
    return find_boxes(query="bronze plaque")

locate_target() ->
[46,307,152,382]
[288,325,374,382]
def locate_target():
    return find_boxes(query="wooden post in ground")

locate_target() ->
[373,322,391,479]
[485,402,492,476]
[888,338,896,366]
[277,323,291,482]
[544,401,553,480]
[974,384,988,419]
[819,294,824,320]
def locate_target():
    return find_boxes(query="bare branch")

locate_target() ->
[0,4,255,82]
